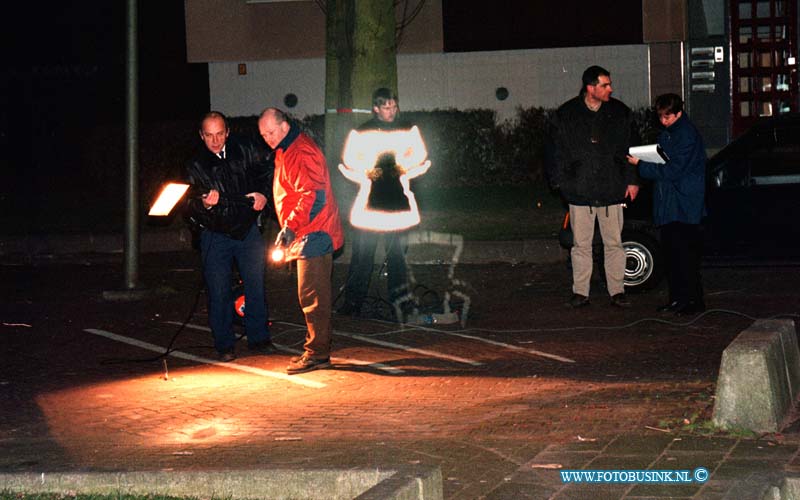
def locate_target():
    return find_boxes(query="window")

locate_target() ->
[739,1,753,19]
[739,26,753,43]
[777,99,792,114]
[775,48,790,67]
[739,52,752,68]
[739,76,753,92]
[756,1,771,17]
[776,74,790,91]
[758,50,772,67]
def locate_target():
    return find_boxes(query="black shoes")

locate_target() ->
[566,293,631,308]
[674,301,706,316]
[657,301,680,313]
[335,302,361,317]
[610,293,631,308]
[218,350,236,362]
[566,294,590,308]
[657,300,705,316]
[286,353,331,375]
[248,340,278,354]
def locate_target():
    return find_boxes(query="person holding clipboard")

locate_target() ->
[627,93,707,316]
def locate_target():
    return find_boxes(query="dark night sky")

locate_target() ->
[2,1,209,227]
[1,1,643,229]
[6,1,208,125]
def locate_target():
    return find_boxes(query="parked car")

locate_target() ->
[558,113,800,291]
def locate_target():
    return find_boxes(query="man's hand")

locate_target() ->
[626,154,640,166]
[274,226,296,247]
[625,184,640,201]
[246,192,267,211]
[202,189,220,208]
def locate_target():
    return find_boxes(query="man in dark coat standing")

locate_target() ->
[549,66,640,308]
[185,111,276,361]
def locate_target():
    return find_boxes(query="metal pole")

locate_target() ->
[124,0,139,289]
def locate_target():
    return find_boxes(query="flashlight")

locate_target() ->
[270,247,285,262]
[271,226,293,263]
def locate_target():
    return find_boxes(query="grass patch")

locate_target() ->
[0,493,201,500]
[415,183,565,240]
[2,183,565,242]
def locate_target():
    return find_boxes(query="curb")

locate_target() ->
[0,466,443,500]
[0,228,566,265]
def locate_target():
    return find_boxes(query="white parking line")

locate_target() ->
[365,319,575,364]
[84,328,325,388]
[335,330,484,366]
[272,321,484,366]
[444,331,575,363]
[167,322,405,374]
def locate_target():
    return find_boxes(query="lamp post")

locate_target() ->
[124,0,140,290]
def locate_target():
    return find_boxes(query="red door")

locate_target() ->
[730,0,798,137]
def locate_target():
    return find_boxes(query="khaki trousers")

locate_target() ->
[296,253,333,358]
[569,204,626,297]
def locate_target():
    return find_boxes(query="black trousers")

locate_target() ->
[660,222,704,305]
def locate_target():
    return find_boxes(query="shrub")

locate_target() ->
[78,106,657,221]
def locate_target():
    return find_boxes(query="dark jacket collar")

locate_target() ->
[275,124,301,151]
[665,113,687,132]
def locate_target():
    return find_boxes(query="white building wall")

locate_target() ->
[209,44,651,122]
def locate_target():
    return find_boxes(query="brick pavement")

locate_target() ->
[2,249,800,498]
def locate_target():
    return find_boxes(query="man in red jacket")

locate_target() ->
[258,107,344,374]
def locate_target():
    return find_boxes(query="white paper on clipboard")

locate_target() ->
[629,144,669,164]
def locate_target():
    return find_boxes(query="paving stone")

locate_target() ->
[729,439,799,460]
[603,433,676,456]
[667,436,739,453]
[2,255,800,498]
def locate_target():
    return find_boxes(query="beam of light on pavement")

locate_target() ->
[168,322,406,375]
[84,328,326,388]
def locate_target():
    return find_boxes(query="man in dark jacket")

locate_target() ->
[549,66,639,308]
[185,111,276,361]
[627,93,706,315]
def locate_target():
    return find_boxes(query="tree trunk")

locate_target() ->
[324,0,398,172]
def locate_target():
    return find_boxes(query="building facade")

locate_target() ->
[185,0,799,150]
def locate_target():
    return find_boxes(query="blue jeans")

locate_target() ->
[342,229,409,311]
[200,224,270,354]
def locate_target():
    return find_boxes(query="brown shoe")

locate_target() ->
[286,353,331,375]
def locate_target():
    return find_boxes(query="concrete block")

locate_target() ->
[721,472,800,500]
[712,319,799,433]
[356,465,443,500]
